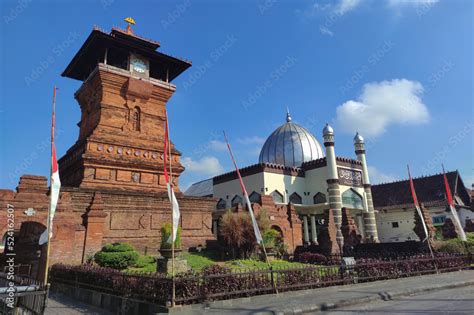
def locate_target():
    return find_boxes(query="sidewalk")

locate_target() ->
[171,270,474,314]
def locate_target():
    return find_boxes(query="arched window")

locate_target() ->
[249,191,262,204]
[313,192,326,204]
[270,190,284,203]
[132,107,141,131]
[231,195,243,207]
[289,192,302,204]
[342,189,364,209]
[216,198,227,210]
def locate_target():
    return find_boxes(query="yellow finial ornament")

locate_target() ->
[125,17,136,25]
[124,17,136,34]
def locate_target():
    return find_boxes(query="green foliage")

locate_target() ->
[134,255,155,268]
[102,243,135,252]
[94,243,139,270]
[182,251,217,271]
[262,229,280,248]
[433,232,474,254]
[160,223,182,249]
[256,209,270,232]
[228,259,308,271]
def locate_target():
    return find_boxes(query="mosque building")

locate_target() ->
[189,112,379,254]
[187,112,473,252]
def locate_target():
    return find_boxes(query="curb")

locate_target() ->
[275,278,474,314]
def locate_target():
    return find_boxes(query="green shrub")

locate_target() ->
[262,229,280,248]
[433,232,474,254]
[101,243,135,252]
[160,223,182,249]
[133,255,155,268]
[94,243,139,270]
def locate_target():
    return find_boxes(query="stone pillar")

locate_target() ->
[310,215,318,245]
[354,133,379,242]
[303,216,310,244]
[323,124,344,251]
[212,220,218,238]
[82,192,107,263]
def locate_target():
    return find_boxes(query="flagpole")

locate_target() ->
[407,165,437,274]
[442,164,467,242]
[165,113,176,307]
[44,86,57,284]
[223,131,277,293]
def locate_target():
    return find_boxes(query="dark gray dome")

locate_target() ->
[258,113,325,167]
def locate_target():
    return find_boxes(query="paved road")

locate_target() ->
[182,271,474,314]
[324,285,474,315]
[45,291,112,315]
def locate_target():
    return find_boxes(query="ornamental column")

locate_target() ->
[354,132,379,242]
[303,216,310,244]
[310,215,318,245]
[323,124,344,251]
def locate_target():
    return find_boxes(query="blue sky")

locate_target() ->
[0,0,472,191]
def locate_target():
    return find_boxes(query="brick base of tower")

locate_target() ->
[0,175,216,280]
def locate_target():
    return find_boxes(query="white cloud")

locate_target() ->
[319,26,334,36]
[237,136,265,145]
[335,79,430,137]
[368,166,398,184]
[335,0,363,15]
[388,0,439,7]
[299,0,439,19]
[208,140,227,152]
[182,156,224,176]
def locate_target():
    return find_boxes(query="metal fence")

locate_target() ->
[0,273,48,315]
[50,254,470,306]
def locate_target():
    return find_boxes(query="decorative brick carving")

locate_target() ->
[317,209,341,255]
[341,208,361,248]
[413,203,436,242]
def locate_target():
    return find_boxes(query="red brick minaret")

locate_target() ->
[58,25,191,192]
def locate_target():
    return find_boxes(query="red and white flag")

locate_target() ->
[163,118,180,243]
[442,166,466,241]
[39,87,61,245]
[224,132,263,244]
[407,165,429,242]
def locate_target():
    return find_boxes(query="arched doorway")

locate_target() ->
[7,221,47,279]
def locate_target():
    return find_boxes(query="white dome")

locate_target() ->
[259,113,325,167]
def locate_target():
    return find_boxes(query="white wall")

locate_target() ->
[304,166,329,204]
[213,173,265,208]
[376,210,418,242]
[376,206,472,242]
[459,208,474,228]
[262,172,306,204]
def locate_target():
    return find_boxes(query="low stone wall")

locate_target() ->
[51,282,168,315]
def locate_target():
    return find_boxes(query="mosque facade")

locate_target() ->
[208,112,379,254]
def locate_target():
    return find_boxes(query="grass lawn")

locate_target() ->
[226,259,309,271]
[126,250,309,273]
[181,251,219,271]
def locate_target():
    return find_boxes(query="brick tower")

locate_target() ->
[58,25,191,192]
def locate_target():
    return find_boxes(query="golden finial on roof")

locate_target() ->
[124,17,136,34]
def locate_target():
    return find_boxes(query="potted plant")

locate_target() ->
[159,223,182,259]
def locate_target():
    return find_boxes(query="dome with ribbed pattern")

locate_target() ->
[258,112,325,167]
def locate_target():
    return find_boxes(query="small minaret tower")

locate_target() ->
[354,132,379,242]
[323,123,344,251]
